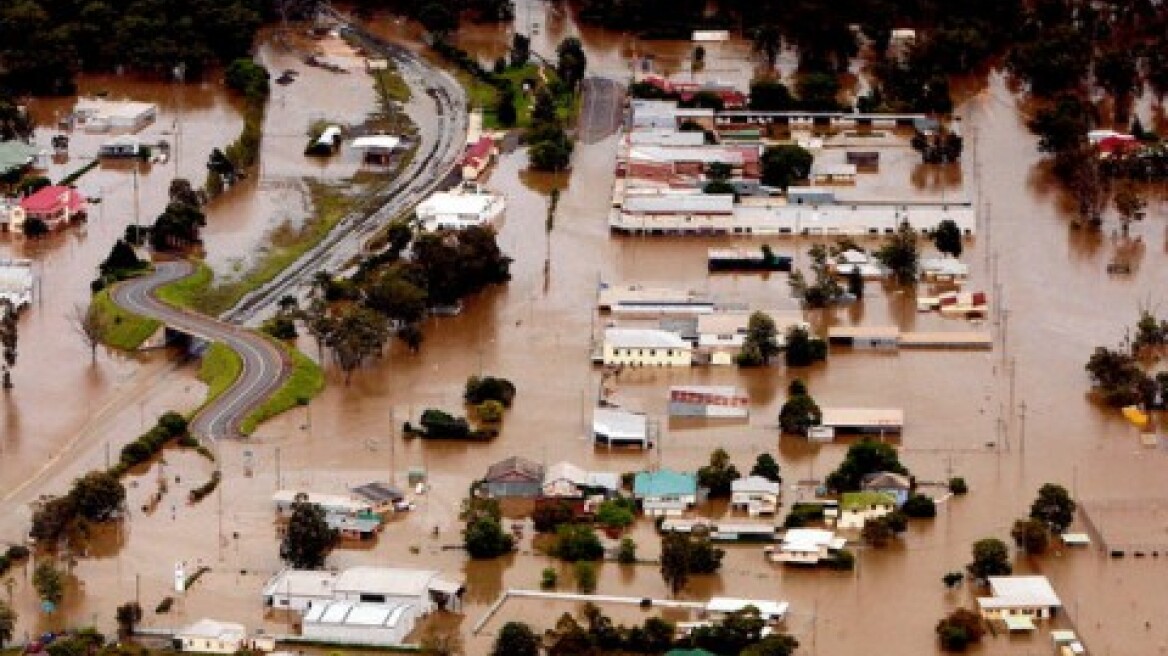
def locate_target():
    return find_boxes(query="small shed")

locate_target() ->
[482,456,544,498]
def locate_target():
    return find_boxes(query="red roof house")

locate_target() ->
[20,185,86,229]
[460,136,497,181]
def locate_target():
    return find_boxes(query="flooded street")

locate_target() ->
[3,7,1168,655]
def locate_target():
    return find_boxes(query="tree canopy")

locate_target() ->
[279,501,336,569]
[761,145,813,190]
[825,439,908,492]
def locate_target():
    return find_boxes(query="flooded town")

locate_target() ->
[1,1,1168,655]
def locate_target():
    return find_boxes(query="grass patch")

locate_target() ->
[240,337,324,435]
[92,289,161,350]
[197,342,244,411]
[155,260,213,310]
[373,68,412,103]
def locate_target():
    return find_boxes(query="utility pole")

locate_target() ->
[275,447,282,490]
[1018,401,1027,454]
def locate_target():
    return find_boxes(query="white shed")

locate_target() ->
[301,601,418,647]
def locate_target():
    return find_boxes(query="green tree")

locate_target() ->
[99,240,146,278]
[464,376,517,406]
[697,448,742,498]
[942,571,965,588]
[752,24,782,70]
[967,538,1012,580]
[418,3,458,36]
[279,501,336,569]
[32,561,63,605]
[750,453,782,483]
[324,305,390,385]
[744,311,781,364]
[1007,25,1091,96]
[574,561,597,593]
[495,90,518,127]
[741,634,800,656]
[595,498,635,529]
[902,493,937,518]
[784,325,826,367]
[551,524,604,562]
[224,58,269,100]
[1029,483,1076,533]
[0,600,14,648]
[510,33,530,68]
[464,516,514,559]
[70,303,110,364]
[1095,48,1138,121]
[779,383,822,435]
[933,219,963,257]
[491,621,539,656]
[476,400,505,423]
[760,144,813,190]
[0,299,18,389]
[692,606,766,654]
[824,439,908,492]
[1113,182,1146,237]
[556,37,588,90]
[617,537,637,564]
[874,221,920,285]
[861,516,896,547]
[532,500,575,533]
[796,72,842,110]
[659,532,691,596]
[115,601,142,638]
[935,608,985,652]
[749,80,796,111]
[69,471,125,522]
[1010,518,1051,554]
[362,267,428,324]
[540,567,558,589]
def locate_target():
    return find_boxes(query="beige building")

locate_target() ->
[730,476,780,517]
[602,328,692,367]
[976,576,1062,627]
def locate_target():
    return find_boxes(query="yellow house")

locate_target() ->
[603,328,692,367]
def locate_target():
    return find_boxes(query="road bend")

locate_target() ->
[110,261,289,440]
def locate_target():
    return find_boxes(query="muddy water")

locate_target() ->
[4,14,1168,656]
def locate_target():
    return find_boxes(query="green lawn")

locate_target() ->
[240,336,324,435]
[155,260,213,310]
[197,342,244,412]
[92,289,161,350]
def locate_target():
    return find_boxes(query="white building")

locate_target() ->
[593,407,651,448]
[976,576,1062,625]
[272,490,376,519]
[766,529,847,565]
[262,566,464,613]
[73,98,157,133]
[173,619,272,654]
[542,461,620,497]
[612,197,976,236]
[705,597,789,623]
[301,601,419,647]
[730,476,781,517]
[0,259,34,309]
[416,185,506,231]
[602,328,692,367]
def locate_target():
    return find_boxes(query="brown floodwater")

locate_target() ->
[5,11,1168,656]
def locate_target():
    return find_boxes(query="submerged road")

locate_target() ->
[222,8,469,326]
[110,261,289,440]
[108,19,469,439]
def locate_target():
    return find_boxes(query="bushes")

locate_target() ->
[419,409,471,439]
[902,494,938,518]
[595,498,636,529]
[574,561,597,593]
[551,524,604,562]
[782,503,825,528]
[464,375,517,406]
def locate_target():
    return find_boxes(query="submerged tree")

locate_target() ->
[0,299,16,389]
[280,500,337,569]
[874,221,920,284]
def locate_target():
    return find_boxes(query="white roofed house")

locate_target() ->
[262,566,464,614]
[351,134,402,165]
[593,407,652,449]
[542,461,619,498]
[416,185,506,232]
[766,528,847,565]
[602,327,693,367]
[731,476,781,517]
[976,576,1062,628]
[174,619,273,654]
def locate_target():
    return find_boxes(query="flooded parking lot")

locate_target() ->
[3,6,1168,654]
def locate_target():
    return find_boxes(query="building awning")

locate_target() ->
[1003,614,1035,631]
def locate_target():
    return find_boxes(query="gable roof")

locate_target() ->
[732,475,780,495]
[861,471,912,490]
[634,469,697,498]
[545,461,589,486]
[485,456,544,483]
[21,185,84,213]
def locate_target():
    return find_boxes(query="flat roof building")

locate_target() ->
[301,601,418,647]
[977,576,1062,622]
[262,566,463,613]
[593,407,651,448]
[602,328,693,367]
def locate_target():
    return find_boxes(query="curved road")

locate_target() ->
[111,261,289,440]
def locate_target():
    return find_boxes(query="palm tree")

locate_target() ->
[752,24,782,71]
